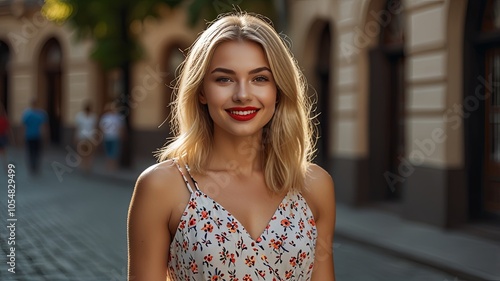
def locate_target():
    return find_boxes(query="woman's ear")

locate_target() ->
[199,91,207,104]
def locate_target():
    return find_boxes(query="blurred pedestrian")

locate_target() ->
[99,102,124,171]
[0,102,14,170]
[128,12,336,281]
[22,98,48,175]
[74,101,97,173]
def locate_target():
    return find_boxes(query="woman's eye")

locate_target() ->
[254,76,269,82]
[216,77,232,83]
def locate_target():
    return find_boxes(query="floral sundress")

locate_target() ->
[168,162,317,281]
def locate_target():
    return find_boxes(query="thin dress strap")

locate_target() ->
[173,159,195,193]
[183,164,201,191]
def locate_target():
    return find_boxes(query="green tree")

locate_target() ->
[42,0,278,167]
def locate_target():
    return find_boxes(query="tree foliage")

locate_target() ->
[42,0,278,70]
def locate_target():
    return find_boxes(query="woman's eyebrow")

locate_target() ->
[210,67,272,74]
[210,67,235,74]
[249,67,272,74]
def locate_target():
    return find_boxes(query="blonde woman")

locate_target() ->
[128,12,336,281]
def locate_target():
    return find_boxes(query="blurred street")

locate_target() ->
[0,147,461,281]
[0,147,136,281]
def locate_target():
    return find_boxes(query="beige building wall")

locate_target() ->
[0,9,97,127]
[336,0,370,157]
[405,0,464,168]
[288,0,337,157]
[132,8,200,130]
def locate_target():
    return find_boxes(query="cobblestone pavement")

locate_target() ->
[1,151,133,281]
[334,238,457,281]
[0,148,458,281]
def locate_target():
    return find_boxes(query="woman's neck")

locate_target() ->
[208,131,264,176]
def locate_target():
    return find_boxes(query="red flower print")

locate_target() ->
[227,253,236,265]
[189,260,198,273]
[269,238,282,250]
[202,222,214,233]
[189,218,197,226]
[227,220,238,233]
[209,268,224,280]
[308,218,316,226]
[188,200,197,209]
[215,233,229,244]
[285,270,293,279]
[179,220,186,229]
[258,270,266,277]
[243,274,253,281]
[201,210,209,219]
[237,238,248,251]
[280,219,291,227]
[289,257,297,267]
[204,254,213,262]
[299,219,305,230]
[260,254,268,262]
[244,256,255,267]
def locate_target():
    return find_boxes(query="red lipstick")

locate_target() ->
[225,107,259,121]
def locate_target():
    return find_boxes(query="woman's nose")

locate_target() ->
[233,82,252,102]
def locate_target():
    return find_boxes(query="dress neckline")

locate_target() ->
[193,187,291,243]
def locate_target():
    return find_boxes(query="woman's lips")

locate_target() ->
[225,107,259,121]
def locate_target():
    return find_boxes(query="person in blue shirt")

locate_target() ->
[22,99,48,175]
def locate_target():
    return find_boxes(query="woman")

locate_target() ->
[128,12,336,281]
[99,102,124,170]
[74,101,97,173]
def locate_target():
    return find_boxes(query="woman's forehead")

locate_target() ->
[208,40,270,71]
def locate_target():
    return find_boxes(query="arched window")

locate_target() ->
[369,0,405,202]
[39,38,63,144]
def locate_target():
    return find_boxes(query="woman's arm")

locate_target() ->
[127,162,185,281]
[305,164,336,281]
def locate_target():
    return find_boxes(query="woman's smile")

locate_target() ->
[225,107,260,121]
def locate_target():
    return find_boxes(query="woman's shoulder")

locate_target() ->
[301,163,335,220]
[305,163,334,190]
[136,159,181,188]
[134,160,189,202]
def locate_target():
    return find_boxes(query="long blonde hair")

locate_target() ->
[157,12,316,193]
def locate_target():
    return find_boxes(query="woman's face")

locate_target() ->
[201,40,277,139]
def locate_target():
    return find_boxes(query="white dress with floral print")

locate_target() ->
[168,162,317,281]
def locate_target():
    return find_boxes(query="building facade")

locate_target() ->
[0,0,498,229]
[288,0,499,229]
